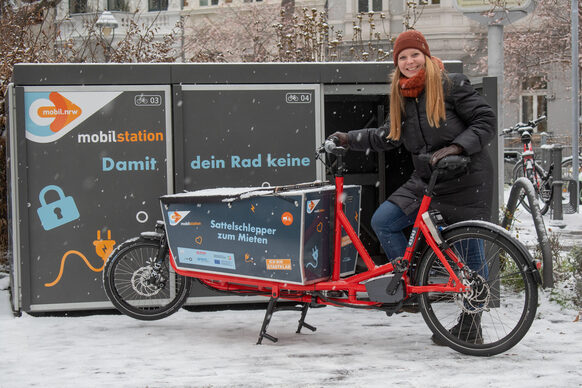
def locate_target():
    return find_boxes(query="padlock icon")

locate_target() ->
[36,185,80,231]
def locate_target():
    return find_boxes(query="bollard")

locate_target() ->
[552,181,564,220]
[550,144,563,221]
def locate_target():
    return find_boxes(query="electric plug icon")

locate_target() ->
[306,246,319,269]
[93,230,116,262]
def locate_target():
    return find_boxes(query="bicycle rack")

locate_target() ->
[501,177,553,288]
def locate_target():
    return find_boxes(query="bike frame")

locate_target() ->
[506,116,549,194]
[520,134,542,190]
[168,157,469,308]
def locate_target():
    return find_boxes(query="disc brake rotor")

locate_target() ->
[455,273,490,313]
[131,266,162,297]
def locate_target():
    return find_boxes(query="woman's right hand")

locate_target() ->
[328,132,349,147]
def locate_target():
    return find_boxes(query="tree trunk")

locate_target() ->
[281,0,295,28]
[279,0,295,58]
[281,0,295,15]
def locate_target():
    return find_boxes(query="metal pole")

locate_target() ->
[488,23,505,209]
[573,0,580,213]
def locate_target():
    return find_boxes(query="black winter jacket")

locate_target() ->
[347,73,496,223]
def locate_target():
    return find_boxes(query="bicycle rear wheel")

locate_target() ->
[103,237,192,320]
[512,160,551,215]
[418,222,538,356]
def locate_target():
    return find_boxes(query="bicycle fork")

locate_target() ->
[146,222,169,289]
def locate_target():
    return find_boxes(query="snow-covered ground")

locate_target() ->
[1,203,581,388]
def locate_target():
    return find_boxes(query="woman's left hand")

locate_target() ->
[430,144,464,166]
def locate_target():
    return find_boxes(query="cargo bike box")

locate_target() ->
[160,184,361,285]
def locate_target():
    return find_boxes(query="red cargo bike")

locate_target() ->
[103,138,540,356]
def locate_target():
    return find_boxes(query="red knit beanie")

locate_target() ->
[393,30,431,63]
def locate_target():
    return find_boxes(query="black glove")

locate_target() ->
[328,132,349,147]
[430,144,464,166]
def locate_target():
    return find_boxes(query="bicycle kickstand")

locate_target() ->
[256,298,317,344]
[257,297,279,344]
[296,303,316,334]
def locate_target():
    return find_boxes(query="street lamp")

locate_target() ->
[95,10,119,61]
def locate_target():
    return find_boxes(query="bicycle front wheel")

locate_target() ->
[103,237,193,320]
[418,222,538,356]
[512,160,551,214]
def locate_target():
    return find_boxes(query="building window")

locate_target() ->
[521,95,548,132]
[243,0,263,3]
[417,0,440,4]
[149,0,168,11]
[358,0,382,12]
[521,77,548,132]
[200,0,219,6]
[107,0,127,11]
[69,0,87,14]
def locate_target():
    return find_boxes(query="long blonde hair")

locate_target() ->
[388,55,446,140]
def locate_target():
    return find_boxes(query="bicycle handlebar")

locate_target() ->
[318,139,470,172]
[418,154,471,171]
[319,136,348,156]
[531,115,547,125]
[502,115,547,136]
[417,154,471,194]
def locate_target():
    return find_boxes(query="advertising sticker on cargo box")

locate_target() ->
[161,185,361,285]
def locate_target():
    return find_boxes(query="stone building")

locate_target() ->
[53,0,576,142]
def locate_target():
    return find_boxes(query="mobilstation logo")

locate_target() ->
[31,92,81,132]
[25,91,122,143]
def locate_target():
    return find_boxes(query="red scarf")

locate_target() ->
[398,57,445,98]
[399,69,426,98]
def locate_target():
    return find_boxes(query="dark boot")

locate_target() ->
[432,312,483,345]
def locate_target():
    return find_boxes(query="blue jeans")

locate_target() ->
[454,238,489,278]
[370,200,488,276]
[370,200,416,261]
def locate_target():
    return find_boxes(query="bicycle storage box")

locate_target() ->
[160,184,361,285]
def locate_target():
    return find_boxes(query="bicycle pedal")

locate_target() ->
[390,258,408,272]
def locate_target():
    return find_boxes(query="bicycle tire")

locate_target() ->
[418,222,538,356]
[561,157,582,206]
[103,237,193,321]
[512,160,551,215]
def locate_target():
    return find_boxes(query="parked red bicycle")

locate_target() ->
[103,138,540,356]
[503,115,553,214]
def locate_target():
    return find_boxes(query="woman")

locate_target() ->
[330,30,496,344]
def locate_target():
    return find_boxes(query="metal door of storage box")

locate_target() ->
[11,85,172,312]
[175,84,324,190]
